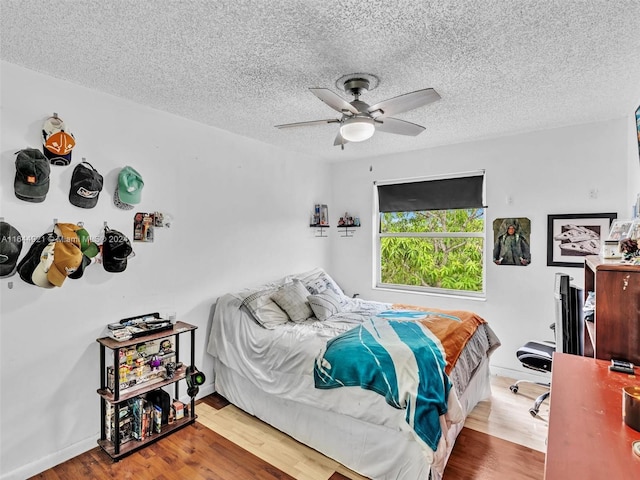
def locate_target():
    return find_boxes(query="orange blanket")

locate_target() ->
[392,304,487,374]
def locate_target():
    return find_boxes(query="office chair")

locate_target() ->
[509,324,555,417]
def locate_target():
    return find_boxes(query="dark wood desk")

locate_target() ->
[545,353,640,479]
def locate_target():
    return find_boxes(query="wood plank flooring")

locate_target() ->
[29,375,548,480]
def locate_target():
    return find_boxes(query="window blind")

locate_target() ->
[377,174,485,213]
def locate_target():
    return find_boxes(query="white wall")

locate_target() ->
[0,62,331,479]
[329,118,634,379]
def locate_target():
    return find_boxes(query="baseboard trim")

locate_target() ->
[490,365,549,384]
[1,385,217,480]
[0,436,96,480]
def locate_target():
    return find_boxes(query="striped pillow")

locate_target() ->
[307,289,344,321]
[271,279,314,323]
[241,288,289,329]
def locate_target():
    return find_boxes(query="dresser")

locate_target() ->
[583,256,640,364]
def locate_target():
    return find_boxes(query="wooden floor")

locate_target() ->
[29,375,548,480]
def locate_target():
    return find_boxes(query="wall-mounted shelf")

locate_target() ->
[337,212,360,237]
[337,225,359,237]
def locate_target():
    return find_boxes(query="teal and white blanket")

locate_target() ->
[314,308,482,451]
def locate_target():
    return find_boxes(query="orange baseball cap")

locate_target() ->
[47,241,83,287]
[42,115,75,166]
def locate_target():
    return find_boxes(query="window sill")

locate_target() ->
[373,284,486,302]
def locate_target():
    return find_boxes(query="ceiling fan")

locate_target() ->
[275,73,441,149]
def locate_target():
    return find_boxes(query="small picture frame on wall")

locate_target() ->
[547,213,617,267]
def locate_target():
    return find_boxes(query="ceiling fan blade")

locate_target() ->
[374,117,426,136]
[333,131,349,147]
[368,88,440,118]
[310,88,359,115]
[275,119,340,129]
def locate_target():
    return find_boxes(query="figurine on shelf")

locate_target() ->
[159,339,173,354]
[338,217,345,226]
[149,355,162,370]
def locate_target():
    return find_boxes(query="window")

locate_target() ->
[375,172,486,297]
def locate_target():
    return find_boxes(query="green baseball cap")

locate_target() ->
[117,166,144,205]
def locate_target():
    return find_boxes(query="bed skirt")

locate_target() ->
[212,355,491,480]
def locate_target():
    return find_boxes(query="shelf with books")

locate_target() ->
[98,411,193,458]
[96,320,198,460]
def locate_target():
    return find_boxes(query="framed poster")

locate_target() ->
[492,217,531,266]
[547,213,617,267]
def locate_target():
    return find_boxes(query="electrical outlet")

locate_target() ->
[589,189,598,199]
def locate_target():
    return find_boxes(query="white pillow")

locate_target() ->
[295,267,347,299]
[240,288,289,329]
[271,279,314,323]
[307,289,344,321]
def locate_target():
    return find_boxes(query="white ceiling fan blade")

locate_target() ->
[368,88,440,118]
[275,119,340,129]
[310,88,359,115]
[375,117,426,136]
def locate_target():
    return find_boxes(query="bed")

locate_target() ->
[206,268,500,479]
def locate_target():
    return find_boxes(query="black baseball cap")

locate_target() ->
[69,161,103,208]
[102,228,133,273]
[0,221,23,278]
[14,149,50,203]
[17,232,57,285]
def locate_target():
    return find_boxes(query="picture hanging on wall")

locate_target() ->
[492,217,531,266]
[546,213,617,267]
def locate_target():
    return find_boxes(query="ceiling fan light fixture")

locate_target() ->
[340,116,375,142]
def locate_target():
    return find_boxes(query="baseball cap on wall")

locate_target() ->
[54,223,81,248]
[14,149,51,203]
[46,241,83,286]
[17,232,58,285]
[69,161,103,208]
[114,166,143,210]
[67,226,99,280]
[102,228,133,273]
[0,221,23,278]
[76,227,99,258]
[31,242,56,289]
[42,115,75,166]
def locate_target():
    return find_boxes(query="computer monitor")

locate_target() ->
[554,273,584,355]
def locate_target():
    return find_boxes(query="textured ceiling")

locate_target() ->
[2,1,640,162]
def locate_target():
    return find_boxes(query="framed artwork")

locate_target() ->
[492,217,531,266]
[607,219,634,241]
[547,213,617,267]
